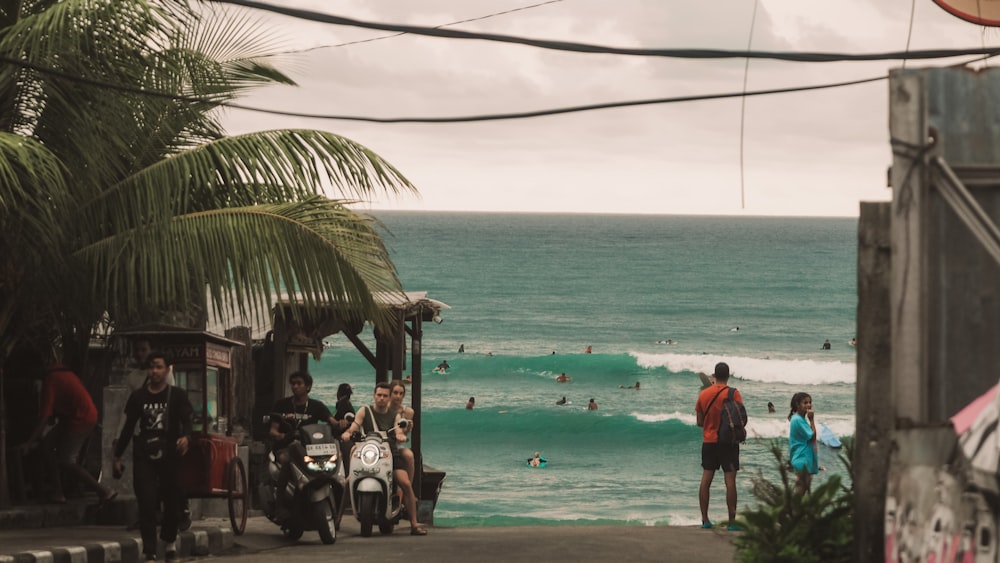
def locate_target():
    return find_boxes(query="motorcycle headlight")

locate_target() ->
[323,460,338,472]
[359,443,381,467]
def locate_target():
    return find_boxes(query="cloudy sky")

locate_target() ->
[219,0,999,217]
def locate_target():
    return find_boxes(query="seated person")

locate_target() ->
[269,371,337,504]
[342,382,427,535]
[389,380,416,482]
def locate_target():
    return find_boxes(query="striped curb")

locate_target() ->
[0,527,232,563]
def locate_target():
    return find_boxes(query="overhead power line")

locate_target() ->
[0,54,886,124]
[284,0,564,54]
[211,0,1000,63]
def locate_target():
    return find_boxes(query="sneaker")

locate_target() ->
[701,521,714,529]
[727,523,743,531]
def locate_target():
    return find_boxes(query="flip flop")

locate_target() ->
[410,526,428,536]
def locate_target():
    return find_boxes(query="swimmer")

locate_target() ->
[587,398,598,411]
[767,401,776,414]
[849,337,857,347]
[584,345,592,354]
[466,397,475,410]
[555,372,571,383]
[528,452,544,468]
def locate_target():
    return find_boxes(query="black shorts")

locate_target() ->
[701,442,740,473]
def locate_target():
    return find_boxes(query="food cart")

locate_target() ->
[119,329,249,535]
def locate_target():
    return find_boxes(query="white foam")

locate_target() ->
[631,352,855,385]
[633,411,698,425]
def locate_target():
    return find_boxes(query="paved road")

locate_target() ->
[202,517,739,563]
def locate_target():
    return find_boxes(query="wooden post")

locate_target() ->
[410,315,423,497]
[391,311,405,381]
[854,202,892,562]
[889,67,1000,423]
[888,69,930,426]
[225,326,252,439]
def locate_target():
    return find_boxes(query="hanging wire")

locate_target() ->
[903,0,916,69]
[279,0,563,55]
[738,0,759,210]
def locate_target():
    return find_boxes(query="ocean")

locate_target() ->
[307,212,858,527]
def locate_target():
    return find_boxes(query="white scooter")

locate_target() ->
[344,418,409,537]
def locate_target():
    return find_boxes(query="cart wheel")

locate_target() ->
[226,457,248,535]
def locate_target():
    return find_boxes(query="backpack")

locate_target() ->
[717,387,748,444]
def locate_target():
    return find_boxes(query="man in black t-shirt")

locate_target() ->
[269,372,337,507]
[114,352,193,563]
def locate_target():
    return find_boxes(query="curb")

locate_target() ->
[0,527,233,563]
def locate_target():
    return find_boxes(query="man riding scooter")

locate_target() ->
[341,382,427,536]
[269,371,339,518]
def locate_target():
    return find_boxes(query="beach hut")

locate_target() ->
[252,291,450,523]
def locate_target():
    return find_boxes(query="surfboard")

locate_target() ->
[818,422,842,449]
[698,372,713,389]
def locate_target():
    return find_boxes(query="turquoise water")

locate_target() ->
[308,212,858,527]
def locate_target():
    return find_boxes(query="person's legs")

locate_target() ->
[133,459,160,560]
[55,425,114,500]
[401,447,415,482]
[719,444,741,529]
[393,468,424,533]
[794,471,812,495]
[699,469,715,525]
[158,458,181,548]
[39,427,66,502]
[723,470,738,525]
[699,442,720,526]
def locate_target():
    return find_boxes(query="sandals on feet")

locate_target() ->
[410,526,428,536]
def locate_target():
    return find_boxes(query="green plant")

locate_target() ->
[734,439,854,563]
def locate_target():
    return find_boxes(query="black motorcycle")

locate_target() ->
[261,416,347,544]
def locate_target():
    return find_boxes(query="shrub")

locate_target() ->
[733,439,854,563]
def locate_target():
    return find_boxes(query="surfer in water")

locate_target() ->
[433,360,450,373]
[555,372,571,383]
[555,396,568,406]
[528,452,545,467]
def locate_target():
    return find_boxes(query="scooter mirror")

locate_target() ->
[398,419,409,430]
[344,412,356,423]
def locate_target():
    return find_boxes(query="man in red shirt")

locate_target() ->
[21,363,117,504]
[695,362,743,530]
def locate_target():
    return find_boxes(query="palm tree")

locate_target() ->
[0,0,417,505]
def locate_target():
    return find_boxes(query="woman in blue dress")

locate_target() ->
[788,392,819,494]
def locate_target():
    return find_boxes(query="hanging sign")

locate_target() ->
[933,0,1000,26]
